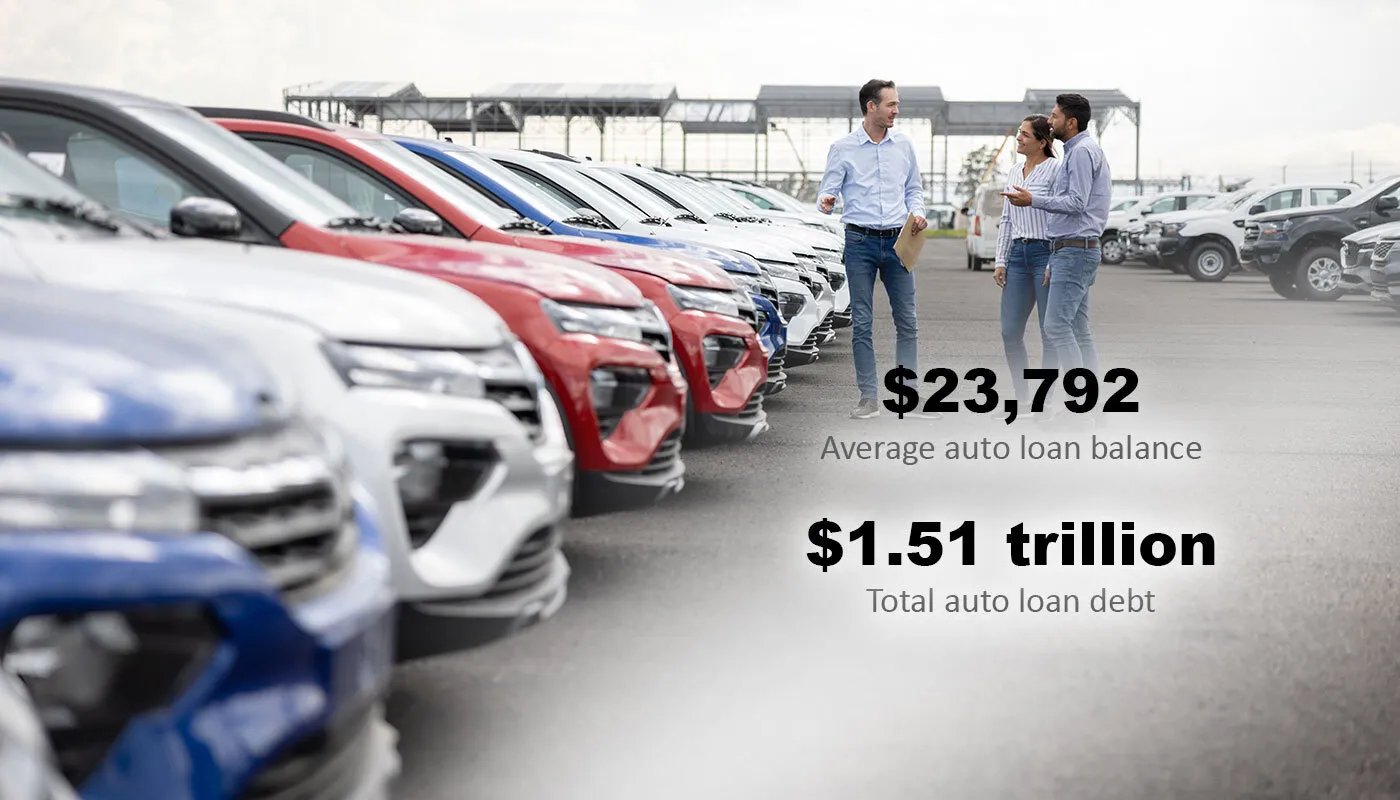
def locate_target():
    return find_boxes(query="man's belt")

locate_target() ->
[846,223,902,238]
[1051,238,1100,251]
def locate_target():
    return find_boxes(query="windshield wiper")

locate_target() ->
[326,215,396,233]
[674,212,708,224]
[499,219,553,234]
[561,215,616,230]
[0,193,121,232]
[638,216,672,227]
[714,211,766,224]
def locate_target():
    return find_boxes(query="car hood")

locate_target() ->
[1154,209,1230,225]
[0,277,283,444]
[7,235,509,349]
[632,224,805,265]
[335,233,646,307]
[1344,219,1400,244]
[609,235,760,275]
[511,234,736,290]
[1251,204,1349,224]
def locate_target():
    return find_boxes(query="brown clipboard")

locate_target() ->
[893,213,924,271]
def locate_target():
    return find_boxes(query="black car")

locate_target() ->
[1240,175,1400,300]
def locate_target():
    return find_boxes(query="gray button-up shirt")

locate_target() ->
[1030,131,1112,240]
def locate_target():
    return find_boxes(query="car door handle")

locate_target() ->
[1356,217,1371,226]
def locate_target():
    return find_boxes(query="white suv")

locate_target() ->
[1153,183,1355,281]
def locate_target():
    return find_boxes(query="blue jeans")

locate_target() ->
[845,229,918,400]
[1044,245,1100,373]
[1001,239,1055,402]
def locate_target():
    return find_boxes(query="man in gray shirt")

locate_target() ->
[1002,93,1111,377]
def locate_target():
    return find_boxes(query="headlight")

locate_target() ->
[667,285,743,318]
[1163,223,1185,234]
[1260,221,1289,236]
[0,451,198,533]
[539,298,646,341]
[322,341,533,397]
[758,260,802,282]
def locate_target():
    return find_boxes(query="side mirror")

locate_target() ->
[1376,196,1399,213]
[170,197,241,239]
[1248,204,1266,215]
[393,208,444,235]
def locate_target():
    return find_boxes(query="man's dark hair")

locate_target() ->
[860,79,896,115]
[1055,93,1092,134]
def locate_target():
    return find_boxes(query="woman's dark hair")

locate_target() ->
[1024,114,1054,157]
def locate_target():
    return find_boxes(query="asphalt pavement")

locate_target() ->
[387,240,1400,800]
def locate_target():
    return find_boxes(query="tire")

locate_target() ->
[1268,271,1299,299]
[1187,241,1232,282]
[1101,234,1125,264]
[1143,254,1160,267]
[973,257,984,272]
[966,251,974,270]
[1293,246,1344,301]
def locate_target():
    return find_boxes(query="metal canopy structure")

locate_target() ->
[283,81,1143,195]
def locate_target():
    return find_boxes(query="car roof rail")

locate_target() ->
[528,148,580,162]
[191,107,333,130]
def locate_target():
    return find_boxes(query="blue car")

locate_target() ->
[0,279,400,800]
[392,135,789,395]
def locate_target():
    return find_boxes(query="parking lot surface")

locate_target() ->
[388,240,1400,799]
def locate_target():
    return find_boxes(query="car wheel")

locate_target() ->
[1268,272,1300,299]
[1101,235,1125,264]
[966,251,974,270]
[1187,241,1232,282]
[973,256,984,272]
[1293,246,1344,301]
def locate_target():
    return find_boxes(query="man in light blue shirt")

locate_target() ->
[818,79,930,420]
[1003,92,1112,384]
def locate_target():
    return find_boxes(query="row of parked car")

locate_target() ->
[965,167,1400,309]
[0,77,857,800]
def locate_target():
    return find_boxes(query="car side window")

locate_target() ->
[1311,188,1347,206]
[1184,196,1214,209]
[0,107,199,229]
[249,139,416,223]
[1259,190,1302,212]
[1148,196,1179,213]
[737,189,777,210]
[506,165,588,210]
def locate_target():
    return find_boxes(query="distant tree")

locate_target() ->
[957,145,998,199]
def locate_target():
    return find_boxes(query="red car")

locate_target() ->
[200,109,769,447]
[0,80,685,514]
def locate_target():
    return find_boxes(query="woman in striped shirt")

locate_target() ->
[993,115,1062,404]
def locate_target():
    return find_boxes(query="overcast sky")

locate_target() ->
[2,0,1397,190]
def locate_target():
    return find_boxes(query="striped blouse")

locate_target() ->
[995,157,1062,267]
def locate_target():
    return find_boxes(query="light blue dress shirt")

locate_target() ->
[1029,130,1112,240]
[817,127,925,230]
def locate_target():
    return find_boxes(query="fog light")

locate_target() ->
[3,605,218,785]
[591,367,651,438]
[702,335,747,388]
[777,292,806,322]
[394,440,497,548]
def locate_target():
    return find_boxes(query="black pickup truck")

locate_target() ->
[1240,175,1400,300]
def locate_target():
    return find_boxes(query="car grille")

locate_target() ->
[163,423,354,601]
[767,347,786,382]
[484,376,543,443]
[757,283,779,304]
[641,328,672,363]
[639,428,683,477]
[482,526,561,599]
[1376,241,1395,262]
[239,705,388,800]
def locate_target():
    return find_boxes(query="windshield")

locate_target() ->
[685,177,754,215]
[514,159,646,225]
[1337,175,1400,208]
[449,149,584,221]
[587,166,683,219]
[0,144,93,204]
[649,173,724,216]
[349,139,520,227]
[124,105,357,225]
